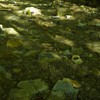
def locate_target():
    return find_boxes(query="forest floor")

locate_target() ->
[0,0,100,100]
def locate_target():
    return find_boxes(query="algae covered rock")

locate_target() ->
[49,78,80,100]
[8,79,49,100]
[71,55,83,65]
[38,52,61,64]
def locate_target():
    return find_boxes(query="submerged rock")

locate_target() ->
[0,24,20,36]
[23,7,42,16]
[88,19,100,27]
